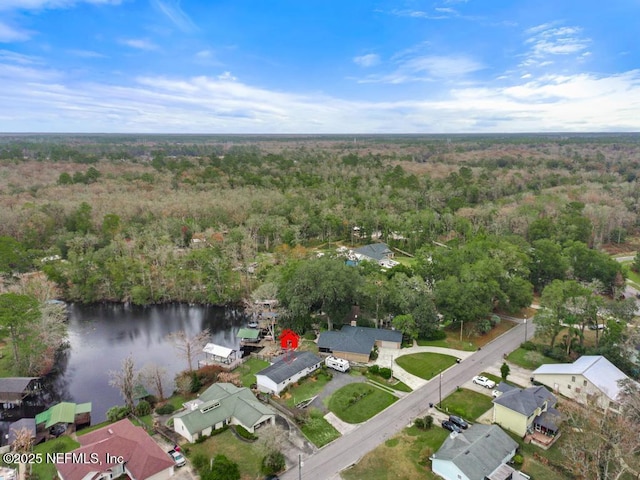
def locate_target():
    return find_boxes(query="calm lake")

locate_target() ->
[47,303,250,423]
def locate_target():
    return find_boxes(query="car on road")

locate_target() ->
[449,415,469,429]
[472,375,496,389]
[441,420,461,433]
[168,449,186,467]
[588,323,606,330]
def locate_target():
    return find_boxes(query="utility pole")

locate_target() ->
[439,373,442,407]
[524,317,528,342]
[459,319,463,342]
[298,454,302,480]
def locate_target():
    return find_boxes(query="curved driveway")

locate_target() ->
[279,319,533,480]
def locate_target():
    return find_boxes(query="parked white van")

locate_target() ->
[325,356,350,372]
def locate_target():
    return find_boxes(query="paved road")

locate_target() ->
[280,320,532,480]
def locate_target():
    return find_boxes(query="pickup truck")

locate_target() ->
[168,449,186,467]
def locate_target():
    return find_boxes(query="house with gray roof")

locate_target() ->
[172,383,275,442]
[318,325,402,363]
[351,243,399,269]
[532,355,630,411]
[256,351,323,395]
[492,385,560,439]
[430,424,520,480]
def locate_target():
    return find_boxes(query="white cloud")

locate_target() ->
[522,23,591,68]
[0,0,121,11]
[0,21,33,42]
[353,53,380,68]
[151,0,197,33]
[357,53,484,84]
[67,49,106,58]
[0,56,638,133]
[217,71,236,81]
[119,38,159,51]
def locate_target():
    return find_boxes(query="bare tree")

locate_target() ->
[560,389,640,479]
[139,363,168,401]
[165,329,210,372]
[109,354,137,410]
[11,426,35,480]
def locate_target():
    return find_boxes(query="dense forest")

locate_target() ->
[0,133,639,375]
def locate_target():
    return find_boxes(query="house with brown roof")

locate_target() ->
[56,419,175,480]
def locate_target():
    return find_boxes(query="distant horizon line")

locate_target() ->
[1,132,639,137]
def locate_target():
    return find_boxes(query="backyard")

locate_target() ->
[237,356,270,387]
[185,428,263,479]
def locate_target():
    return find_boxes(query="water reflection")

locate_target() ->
[46,303,249,423]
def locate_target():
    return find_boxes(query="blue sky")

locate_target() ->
[0,0,638,133]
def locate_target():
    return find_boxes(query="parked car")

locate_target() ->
[492,389,501,398]
[168,449,186,467]
[449,415,469,429]
[472,375,496,389]
[441,420,461,433]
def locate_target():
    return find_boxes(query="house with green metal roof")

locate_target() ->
[172,383,275,443]
[35,402,92,430]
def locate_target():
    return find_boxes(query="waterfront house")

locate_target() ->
[172,383,275,442]
[256,351,322,395]
[56,418,174,480]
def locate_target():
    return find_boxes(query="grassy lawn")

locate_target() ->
[299,408,341,447]
[438,388,493,421]
[507,348,563,370]
[26,436,81,480]
[395,353,458,380]
[416,320,516,351]
[167,394,190,410]
[184,428,263,480]
[511,431,572,480]
[237,356,270,387]
[327,383,397,424]
[362,370,412,392]
[342,425,449,480]
[281,369,332,408]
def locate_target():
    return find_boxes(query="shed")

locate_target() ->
[0,378,40,405]
[35,402,92,429]
[237,328,260,343]
[203,343,238,364]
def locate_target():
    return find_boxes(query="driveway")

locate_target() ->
[309,370,368,413]
[279,320,535,480]
[375,344,473,391]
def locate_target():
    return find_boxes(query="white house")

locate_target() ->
[256,351,323,395]
[532,355,631,411]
